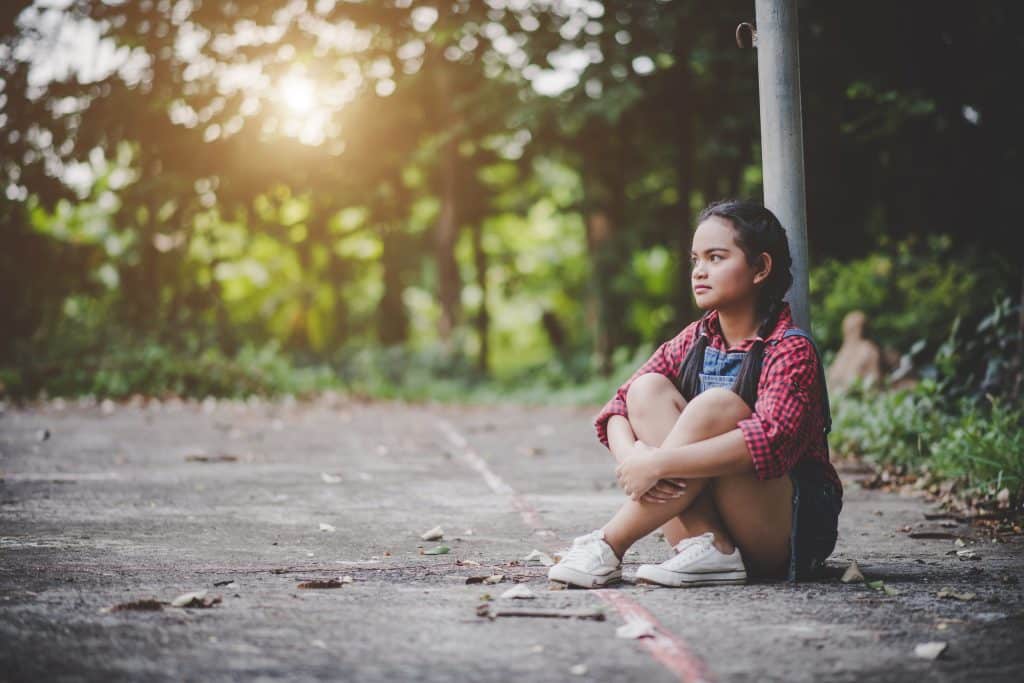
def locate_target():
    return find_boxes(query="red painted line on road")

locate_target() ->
[596,589,715,683]
[437,420,558,539]
[436,419,715,683]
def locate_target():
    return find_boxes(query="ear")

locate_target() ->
[753,252,772,285]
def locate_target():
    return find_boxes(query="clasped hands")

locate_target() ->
[615,440,687,503]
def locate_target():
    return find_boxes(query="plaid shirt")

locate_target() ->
[594,302,842,492]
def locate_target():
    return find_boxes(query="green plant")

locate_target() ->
[809,234,1011,354]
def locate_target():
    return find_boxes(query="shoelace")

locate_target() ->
[670,535,715,564]
[672,531,716,553]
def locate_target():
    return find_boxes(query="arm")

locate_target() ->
[594,326,695,449]
[651,429,756,479]
[606,415,638,465]
[655,337,822,481]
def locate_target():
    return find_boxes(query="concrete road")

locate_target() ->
[1,397,1021,682]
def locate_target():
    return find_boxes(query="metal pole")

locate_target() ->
[754,0,810,331]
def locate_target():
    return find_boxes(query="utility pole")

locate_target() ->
[753,0,811,330]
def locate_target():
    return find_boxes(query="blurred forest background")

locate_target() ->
[2,1,1023,499]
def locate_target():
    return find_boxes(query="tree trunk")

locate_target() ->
[435,68,462,348]
[378,225,410,346]
[377,179,411,346]
[582,117,630,375]
[470,221,489,373]
[669,22,699,334]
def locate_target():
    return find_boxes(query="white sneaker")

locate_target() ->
[547,529,623,588]
[635,532,747,587]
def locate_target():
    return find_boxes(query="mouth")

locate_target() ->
[693,285,711,293]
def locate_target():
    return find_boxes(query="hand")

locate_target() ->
[626,441,687,504]
[640,478,688,504]
[616,444,666,502]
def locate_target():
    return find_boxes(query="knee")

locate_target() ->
[626,373,684,418]
[685,387,750,420]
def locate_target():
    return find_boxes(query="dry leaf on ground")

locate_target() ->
[296,579,344,589]
[420,525,444,541]
[913,641,948,660]
[936,588,976,601]
[105,599,165,613]
[170,590,222,608]
[866,580,899,596]
[908,532,959,540]
[523,549,555,567]
[616,619,657,639]
[500,584,536,600]
[422,545,450,555]
[840,561,865,583]
[184,454,238,463]
[320,473,342,484]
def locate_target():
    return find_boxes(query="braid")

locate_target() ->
[675,312,712,401]
[730,298,786,409]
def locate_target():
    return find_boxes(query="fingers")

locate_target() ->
[658,480,686,494]
[641,482,686,503]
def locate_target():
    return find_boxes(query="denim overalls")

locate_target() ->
[687,321,842,581]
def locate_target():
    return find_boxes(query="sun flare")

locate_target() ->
[279,74,316,113]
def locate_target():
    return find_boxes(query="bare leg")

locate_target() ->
[604,386,794,578]
[603,387,752,560]
[624,373,727,549]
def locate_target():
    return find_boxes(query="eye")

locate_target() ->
[710,254,723,262]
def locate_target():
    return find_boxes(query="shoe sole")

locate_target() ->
[634,566,746,587]
[548,565,623,588]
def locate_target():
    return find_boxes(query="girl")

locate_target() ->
[548,199,842,588]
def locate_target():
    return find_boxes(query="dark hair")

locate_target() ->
[676,199,794,409]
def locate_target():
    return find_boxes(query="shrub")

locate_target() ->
[809,234,1011,354]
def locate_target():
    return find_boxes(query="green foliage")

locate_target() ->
[809,234,1009,353]
[829,380,946,470]
[831,381,1024,501]
[932,295,1022,401]
[3,341,338,400]
[829,294,1024,503]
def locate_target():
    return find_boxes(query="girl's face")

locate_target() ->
[689,216,771,311]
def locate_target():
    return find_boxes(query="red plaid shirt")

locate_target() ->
[594,302,842,492]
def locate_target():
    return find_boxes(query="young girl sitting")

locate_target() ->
[548,199,843,588]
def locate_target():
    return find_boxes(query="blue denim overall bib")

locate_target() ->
[688,322,842,581]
